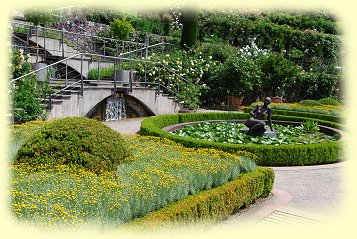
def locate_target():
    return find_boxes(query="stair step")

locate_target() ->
[51,94,72,99]
[40,98,63,104]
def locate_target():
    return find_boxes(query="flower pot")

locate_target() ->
[33,62,48,82]
[227,96,244,110]
[115,69,130,82]
[271,96,283,104]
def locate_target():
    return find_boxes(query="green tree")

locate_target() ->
[180,8,199,49]
[110,18,133,40]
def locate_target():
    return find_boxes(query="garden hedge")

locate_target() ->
[243,107,344,126]
[15,117,133,174]
[124,167,274,229]
[140,112,344,166]
[199,14,341,64]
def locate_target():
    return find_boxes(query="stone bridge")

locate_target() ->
[48,85,179,120]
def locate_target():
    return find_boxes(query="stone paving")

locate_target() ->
[103,116,345,229]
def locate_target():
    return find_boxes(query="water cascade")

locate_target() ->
[105,97,126,121]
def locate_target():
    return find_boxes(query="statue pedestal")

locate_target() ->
[239,127,277,137]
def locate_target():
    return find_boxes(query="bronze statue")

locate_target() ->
[244,97,273,136]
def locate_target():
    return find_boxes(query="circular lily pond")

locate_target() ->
[171,121,339,145]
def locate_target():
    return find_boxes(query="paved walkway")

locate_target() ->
[103,117,345,229]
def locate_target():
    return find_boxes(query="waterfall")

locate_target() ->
[105,97,126,121]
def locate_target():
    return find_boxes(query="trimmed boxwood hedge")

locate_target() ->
[15,117,133,174]
[124,167,274,229]
[140,113,344,166]
[243,107,344,125]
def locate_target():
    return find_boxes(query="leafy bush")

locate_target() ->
[13,77,44,123]
[87,65,115,80]
[24,9,53,26]
[110,18,133,40]
[84,8,125,25]
[264,11,339,34]
[197,42,237,63]
[318,97,341,106]
[288,62,342,101]
[210,56,262,97]
[14,117,133,174]
[11,49,51,123]
[125,167,274,229]
[298,99,322,106]
[257,53,302,97]
[302,120,319,134]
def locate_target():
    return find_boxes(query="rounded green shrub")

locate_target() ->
[318,97,341,106]
[197,42,237,63]
[14,117,133,174]
[298,99,322,106]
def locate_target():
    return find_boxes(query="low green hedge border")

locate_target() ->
[243,107,344,124]
[140,112,344,166]
[124,167,274,229]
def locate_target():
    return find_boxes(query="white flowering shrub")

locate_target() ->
[135,50,215,109]
[238,37,269,59]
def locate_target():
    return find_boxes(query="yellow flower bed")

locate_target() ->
[10,133,256,229]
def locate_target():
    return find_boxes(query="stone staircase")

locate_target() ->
[12,22,183,119]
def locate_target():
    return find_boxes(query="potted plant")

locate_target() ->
[110,17,134,81]
[214,56,262,110]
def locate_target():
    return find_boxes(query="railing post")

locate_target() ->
[65,59,68,87]
[113,59,117,92]
[129,56,133,93]
[44,28,46,59]
[97,58,101,83]
[61,27,65,59]
[11,81,15,124]
[144,62,147,82]
[76,34,79,53]
[11,81,15,98]
[80,54,84,96]
[49,92,52,110]
[157,65,161,95]
[103,40,106,56]
[145,35,149,59]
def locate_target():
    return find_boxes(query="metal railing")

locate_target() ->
[11,51,195,113]
[12,20,175,60]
